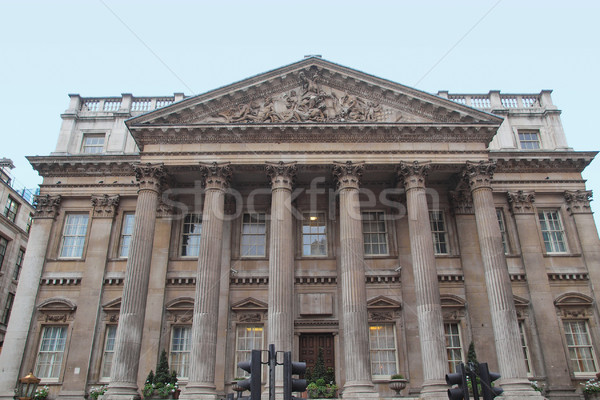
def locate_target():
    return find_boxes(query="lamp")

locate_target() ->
[16,372,40,400]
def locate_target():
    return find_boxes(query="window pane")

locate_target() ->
[119,213,135,258]
[236,326,263,377]
[101,325,117,378]
[445,323,463,373]
[170,326,192,379]
[362,212,388,255]
[181,214,202,256]
[302,213,327,256]
[369,324,398,377]
[60,214,89,258]
[430,211,449,254]
[564,320,598,374]
[241,213,266,257]
[35,326,67,379]
[538,210,567,253]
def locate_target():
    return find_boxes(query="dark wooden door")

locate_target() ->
[299,333,335,375]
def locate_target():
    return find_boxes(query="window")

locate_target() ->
[363,212,388,255]
[302,212,327,256]
[14,248,24,280]
[118,213,135,258]
[369,324,398,377]
[1,292,14,325]
[241,213,266,257]
[101,325,117,379]
[538,210,567,253]
[35,326,67,379]
[26,213,33,233]
[0,237,7,271]
[170,326,192,379]
[430,211,449,255]
[181,214,202,257]
[81,134,105,154]
[496,209,509,254]
[518,130,541,150]
[235,325,263,377]
[519,321,532,375]
[4,196,19,222]
[60,214,89,258]
[564,320,598,375]
[445,323,464,373]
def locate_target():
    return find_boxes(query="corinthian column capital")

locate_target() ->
[265,161,297,191]
[564,190,593,214]
[507,190,536,214]
[133,163,167,193]
[463,161,496,191]
[199,162,232,190]
[91,194,120,218]
[397,161,430,190]
[33,194,62,219]
[332,161,364,190]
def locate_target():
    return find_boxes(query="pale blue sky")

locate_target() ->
[1,0,599,226]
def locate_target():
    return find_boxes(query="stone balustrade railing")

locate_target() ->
[64,93,187,116]
[437,90,556,111]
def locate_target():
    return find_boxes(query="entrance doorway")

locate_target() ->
[299,333,335,376]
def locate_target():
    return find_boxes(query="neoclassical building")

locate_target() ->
[0,57,598,400]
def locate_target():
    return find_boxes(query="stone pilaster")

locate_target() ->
[181,162,231,400]
[265,161,297,395]
[397,162,447,400]
[332,161,377,399]
[464,162,543,399]
[59,195,120,400]
[564,190,592,215]
[0,195,61,400]
[105,164,166,400]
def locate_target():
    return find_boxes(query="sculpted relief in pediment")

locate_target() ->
[201,72,426,124]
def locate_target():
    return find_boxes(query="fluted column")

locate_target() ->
[105,164,166,400]
[181,162,232,400]
[397,162,448,400]
[266,161,297,395]
[464,161,543,399]
[332,161,377,399]
[0,195,61,400]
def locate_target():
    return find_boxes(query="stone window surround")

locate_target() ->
[512,125,544,150]
[117,212,135,258]
[239,212,268,258]
[100,324,117,382]
[4,195,19,222]
[180,213,203,258]
[79,131,108,154]
[231,207,271,260]
[369,322,399,379]
[535,206,574,256]
[48,210,91,261]
[169,325,192,380]
[296,210,332,259]
[58,213,91,259]
[362,210,390,257]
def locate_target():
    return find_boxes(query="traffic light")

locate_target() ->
[283,351,307,400]
[446,362,469,400]
[478,362,503,400]
[237,349,262,400]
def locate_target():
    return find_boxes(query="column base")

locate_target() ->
[342,380,379,399]
[498,379,547,399]
[419,380,449,400]
[178,382,218,400]
[101,383,141,400]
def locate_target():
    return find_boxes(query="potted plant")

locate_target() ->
[34,386,49,400]
[89,386,107,400]
[388,374,407,397]
[582,378,600,399]
[143,350,180,399]
[305,348,338,399]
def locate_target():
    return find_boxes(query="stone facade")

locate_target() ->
[0,160,34,350]
[0,58,599,400]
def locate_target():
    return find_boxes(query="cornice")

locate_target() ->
[130,124,497,148]
[491,151,596,173]
[28,155,140,177]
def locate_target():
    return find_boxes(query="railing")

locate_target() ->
[76,94,182,114]
[0,171,38,205]
[444,92,545,110]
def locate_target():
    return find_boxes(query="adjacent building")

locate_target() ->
[0,159,35,352]
[0,58,598,400]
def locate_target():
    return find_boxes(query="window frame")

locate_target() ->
[537,209,568,254]
[240,212,267,258]
[100,324,117,381]
[496,208,509,254]
[362,211,389,256]
[444,322,464,373]
[26,213,33,233]
[563,319,599,376]
[81,133,106,154]
[59,213,90,259]
[518,320,533,376]
[234,324,264,377]
[118,212,135,258]
[14,247,24,280]
[180,213,202,257]
[517,130,541,150]
[301,212,328,257]
[169,325,192,380]
[0,236,8,271]
[429,210,449,255]
[34,325,68,381]
[1,292,14,325]
[369,323,399,379]
[4,196,19,222]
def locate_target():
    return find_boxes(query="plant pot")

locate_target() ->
[585,393,600,400]
[388,379,407,397]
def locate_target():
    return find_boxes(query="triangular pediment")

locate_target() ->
[128,58,502,129]
[367,296,402,310]
[231,297,268,312]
